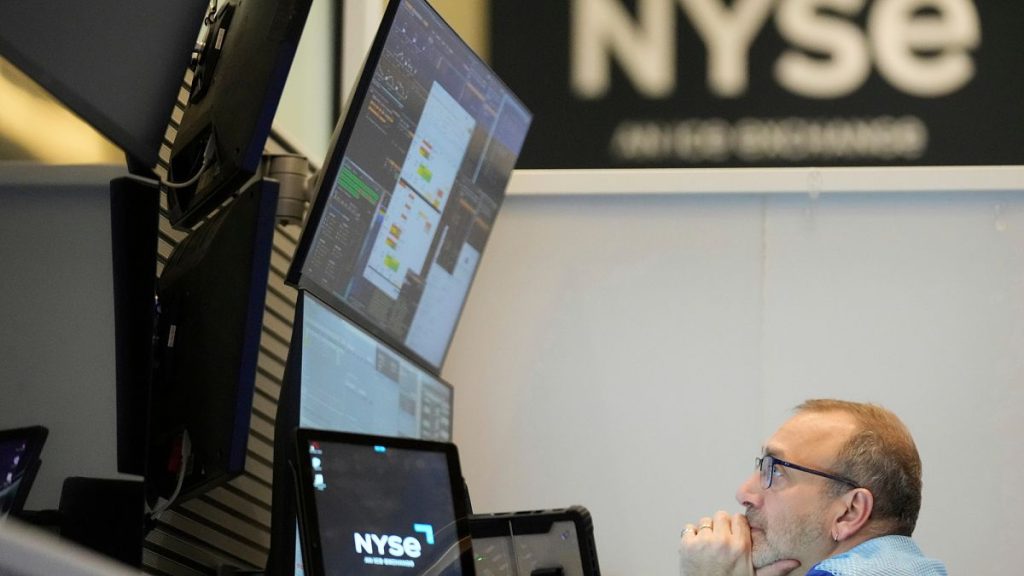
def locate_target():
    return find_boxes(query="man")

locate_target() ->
[679,399,946,576]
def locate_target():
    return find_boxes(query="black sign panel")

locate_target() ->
[491,0,1024,168]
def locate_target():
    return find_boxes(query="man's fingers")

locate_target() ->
[731,512,751,542]
[755,559,802,576]
[680,511,763,576]
[713,510,732,536]
[680,523,696,541]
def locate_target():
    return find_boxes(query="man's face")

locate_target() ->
[734,411,857,572]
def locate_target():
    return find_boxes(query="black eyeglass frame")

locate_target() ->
[755,455,859,490]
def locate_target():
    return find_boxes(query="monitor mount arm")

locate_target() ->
[263,153,316,226]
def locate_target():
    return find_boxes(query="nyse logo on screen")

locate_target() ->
[572,0,981,100]
[353,524,435,568]
[491,1,1024,168]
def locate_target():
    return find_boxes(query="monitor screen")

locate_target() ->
[0,426,48,518]
[469,507,602,576]
[293,430,473,576]
[287,0,532,374]
[299,292,453,441]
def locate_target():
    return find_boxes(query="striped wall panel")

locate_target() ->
[141,59,312,573]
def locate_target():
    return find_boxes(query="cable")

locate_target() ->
[161,135,217,190]
[146,430,192,520]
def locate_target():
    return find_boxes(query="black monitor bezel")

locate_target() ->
[110,176,161,477]
[292,428,475,576]
[286,0,528,376]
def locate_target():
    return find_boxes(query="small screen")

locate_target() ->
[473,521,586,576]
[299,434,469,575]
[469,507,602,576]
[0,438,31,516]
[290,0,532,373]
[0,427,46,518]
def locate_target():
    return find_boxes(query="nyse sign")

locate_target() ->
[490,1,1024,168]
[572,0,980,99]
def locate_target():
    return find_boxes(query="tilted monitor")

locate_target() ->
[146,179,278,506]
[287,0,532,375]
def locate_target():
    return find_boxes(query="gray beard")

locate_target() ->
[747,510,823,569]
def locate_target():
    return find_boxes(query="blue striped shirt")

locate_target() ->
[807,535,947,576]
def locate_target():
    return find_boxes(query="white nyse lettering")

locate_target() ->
[354,533,373,555]
[571,0,676,98]
[678,0,774,97]
[775,0,871,98]
[403,537,422,559]
[387,535,404,557]
[570,0,980,101]
[869,0,980,97]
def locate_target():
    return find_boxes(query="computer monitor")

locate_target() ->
[469,507,602,576]
[145,178,278,506]
[166,0,312,228]
[298,292,453,441]
[0,426,48,519]
[270,291,455,575]
[287,0,533,375]
[292,429,474,576]
[0,1,208,169]
[110,177,161,477]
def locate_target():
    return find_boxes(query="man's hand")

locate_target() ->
[678,511,800,576]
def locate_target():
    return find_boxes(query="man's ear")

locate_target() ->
[832,488,873,541]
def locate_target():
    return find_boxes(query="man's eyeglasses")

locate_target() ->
[755,455,859,490]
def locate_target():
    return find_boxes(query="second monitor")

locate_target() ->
[297,291,453,442]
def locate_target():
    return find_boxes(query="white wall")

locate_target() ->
[274,0,387,163]
[274,0,337,163]
[0,165,129,511]
[445,167,1024,575]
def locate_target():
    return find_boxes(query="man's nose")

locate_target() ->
[736,470,763,509]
